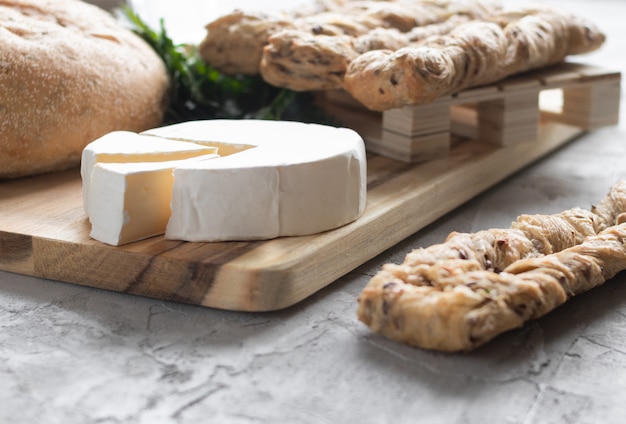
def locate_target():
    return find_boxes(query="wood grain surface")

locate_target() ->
[0,64,619,311]
[0,124,584,311]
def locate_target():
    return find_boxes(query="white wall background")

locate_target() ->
[86,0,311,43]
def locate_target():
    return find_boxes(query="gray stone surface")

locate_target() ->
[3,1,626,423]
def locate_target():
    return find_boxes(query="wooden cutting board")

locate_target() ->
[0,63,619,312]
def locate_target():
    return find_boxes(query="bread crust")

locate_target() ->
[198,11,297,76]
[199,0,502,76]
[0,0,169,178]
[259,15,471,91]
[201,3,604,108]
[344,7,606,110]
[357,181,626,352]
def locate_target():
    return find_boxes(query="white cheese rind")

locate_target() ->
[167,166,281,241]
[84,120,367,244]
[145,120,367,242]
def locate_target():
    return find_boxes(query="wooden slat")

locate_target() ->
[453,85,499,102]
[477,90,540,145]
[324,62,621,163]
[382,98,452,135]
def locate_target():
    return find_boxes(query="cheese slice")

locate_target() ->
[87,155,222,246]
[81,131,218,216]
[144,120,367,242]
[88,161,174,246]
[83,120,366,245]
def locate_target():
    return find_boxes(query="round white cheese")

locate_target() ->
[144,120,367,242]
[82,120,367,245]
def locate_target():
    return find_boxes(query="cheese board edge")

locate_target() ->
[0,121,586,311]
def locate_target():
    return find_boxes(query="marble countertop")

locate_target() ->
[3,1,626,423]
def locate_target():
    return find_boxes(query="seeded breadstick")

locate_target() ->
[357,181,626,351]
[385,181,626,288]
[259,31,360,91]
[199,0,502,75]
[307,0,499,33]
[357,223,626,352]
[260,15,472,91]
[197,11,296,76]
[344,7,606,110]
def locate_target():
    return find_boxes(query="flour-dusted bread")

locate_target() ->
[0,0,169,179]
[357,181,626,352]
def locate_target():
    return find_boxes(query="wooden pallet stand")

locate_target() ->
[321,62,621,163]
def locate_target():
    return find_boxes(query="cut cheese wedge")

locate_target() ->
[88,160,180,246]
[82,119,367,245]
[81,130,218,216]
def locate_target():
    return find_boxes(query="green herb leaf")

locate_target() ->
[118,6,331,125]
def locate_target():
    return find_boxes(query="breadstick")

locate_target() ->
[260,31,360,91]
[199,0,502,75]
[358,222,626,352]
[309,0,499,33]
[260,15,471,91]
[198,11,296,76]
[386,180,626,287]
[357,181,626,351]
[344,7,606,110]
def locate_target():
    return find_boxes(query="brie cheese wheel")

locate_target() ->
[81,130,218,216]
[144,120,367,242]
[82,120,366,245]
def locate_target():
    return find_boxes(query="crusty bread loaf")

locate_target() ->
[0,0,169,179]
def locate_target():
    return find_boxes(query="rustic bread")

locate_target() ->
[260,15,472,91]
[357,181,626,352]
[0,0,169,179]
[200,3,604,111]
[198,11,297,76]
[199,0,502,76]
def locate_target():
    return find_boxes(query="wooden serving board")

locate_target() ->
[0,63,620,312]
